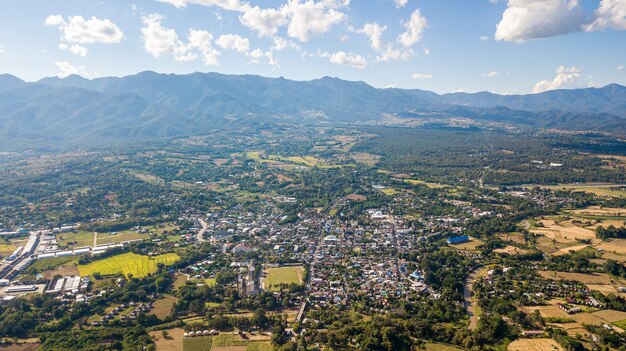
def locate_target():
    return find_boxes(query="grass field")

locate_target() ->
[150,295,177,319]
[350,152,381,166]
[424,343,465,351]
[96,230,148,245]
[533,184,626,198]
[378,188,399,196]
[150,328,184,351]
[27,255,78,272]
[538,271,621,285]
[450,238,484,251]
[78,252,180,278]
[493,245,529,255]
[56,231,94,248]
[264,266,305,291]
[183,336,212,351]
[507,338,564,351]
[182,334,271,351]
[403,179,447,188]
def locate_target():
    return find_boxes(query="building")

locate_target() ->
[447,235,470,245]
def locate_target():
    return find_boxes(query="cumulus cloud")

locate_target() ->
[159,0,349,42]
[319,50,367,68]
[45,15,124,45]
[394,0,408,8]
[533,66,583,93]
[398,9,427,47]
[411,73,433,79]
[495,0,584,42]
[618,65,625,72]
[216,33,250,52]
[59,43,88,57]
[376,45,414,62]
[358,22,387,51]
[141,14,220,64]
[483,71,498,77]
[584,0,626,31]
[496,0,626,42]
[55,61,86,78]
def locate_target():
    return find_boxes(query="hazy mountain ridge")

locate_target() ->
[0,71,625,151]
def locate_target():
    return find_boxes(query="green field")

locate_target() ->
[264,266,305,291]
[78,252,180,278]
[614,318,626,330]
[56,231,94,248]
[97,230,148,245]
[27,255,78,272]
[532,184,626,198]
[183,335,212,351]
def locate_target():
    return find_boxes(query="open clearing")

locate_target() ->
[538,271,622,285]
[523,302,570,319]
[450,238,484,251]
[96,230,148,245]
[150,328,184,351]
[403,179,447,188]
[424,343,465,351]
[531,219,598,245]
[568,206,626,217]
[507,338,564,351]
[533,184,626,198]
[78,252,180,278]
[350,152,381,166]
[183,334,271,351]
[56,231,94,248]
[263,266,305,291]
[150,295,177,319]
[494,245,530,255]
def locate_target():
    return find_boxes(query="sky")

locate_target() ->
[0,0,625,94]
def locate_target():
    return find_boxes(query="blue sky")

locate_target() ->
[0,0,624,94]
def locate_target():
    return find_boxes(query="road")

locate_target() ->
[464,265,488,330]
[197,218,208,242]
[93,232,98,247]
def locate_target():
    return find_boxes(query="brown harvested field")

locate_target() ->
[507,338,564,351]
[345,194,367,201]
[591,309,626,323]
[149,327,184,351]
[174,274,189,289]
[0,344,41,351]
[499,232,526,245]
[451,238,484,251]
[494,245,529,255]
[551,244,590,256]
[569,206,626,217]
[531,219,598,244]
[150,295,177,319]
[42,265,80,279]
[538,271,622,285]
[571,312,605,326]
[523,303,570,319]
[547,322,587,337]
[211,347,247,351]
[588,219,626,230]
[595,239,626,255]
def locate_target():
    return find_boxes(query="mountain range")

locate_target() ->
[1,71,625,151]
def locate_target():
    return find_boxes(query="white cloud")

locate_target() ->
[157,0,245,11]
[55,61,86,78]
[141,14,220,64]
[216,34,250,52]
[584,0,626,31]
[358,22,387,51]
[398,9,427,47]
[44,15,125,44]
[320,50,367,68]
[283,0,347,42]
[411,73,433,79]
[394,0,408,8]
[159,0,349,42]
[533,66,583,93]
[483,71,498,78]
[239,5,288,37]
[0,44,4,54]
[376,45,414,62]
[496,0,626,42]
[188,29,221,64]
[618,65,625,72]
[479,35,489,41]
[59,43,88,57]
[495,0,584,42]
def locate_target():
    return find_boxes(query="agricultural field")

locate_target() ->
[493,245,529,255]
[450,238,484,252]
[26,255,78,273]
[350,152,381,166]
[507,338,564,351]
[0,242,16,257]
[96,230,148,245]
[263,266,305,291]
[149,328,184,351]
[530,218,598,246]
[150,295,178,319]
[402,179,448,188]
[533,184,626,198]
[567,206,626,218]
[78,252,180,278]
[183,333,271,351]
[378,187,399,196]
[56,231,95,248]
[538,271,622,285]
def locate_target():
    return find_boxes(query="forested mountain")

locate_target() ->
[0,71,625,151]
